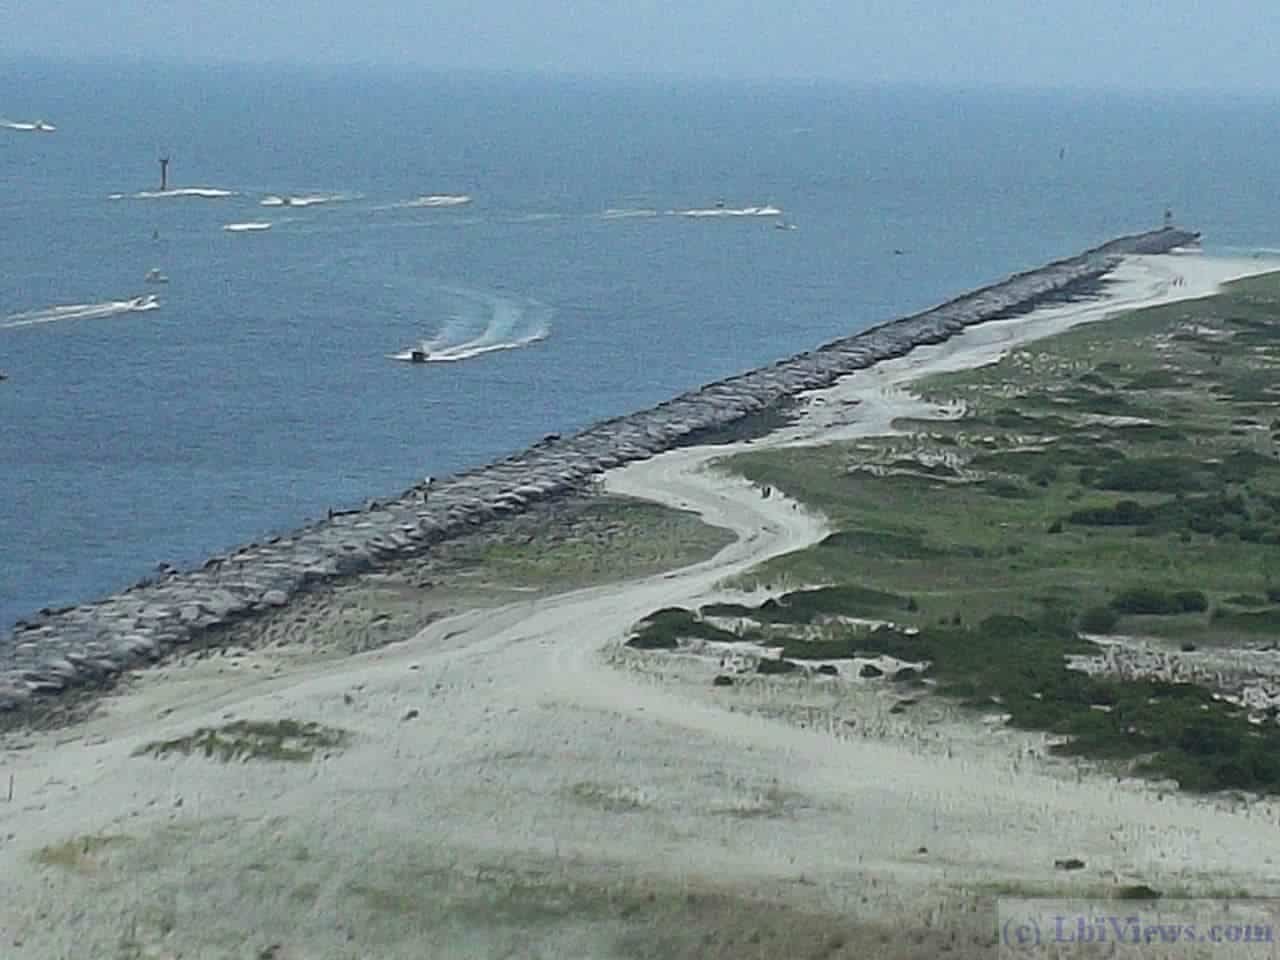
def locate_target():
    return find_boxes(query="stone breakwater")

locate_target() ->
[0,227,1197,711]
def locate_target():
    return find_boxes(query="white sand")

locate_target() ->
[2,251,1279,957]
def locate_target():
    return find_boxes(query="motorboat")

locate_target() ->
[391,341,434,363]
[145,268,169,284]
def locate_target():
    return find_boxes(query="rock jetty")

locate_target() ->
[0,227,1198,710]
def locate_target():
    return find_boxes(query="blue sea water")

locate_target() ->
[2,59,1279,628]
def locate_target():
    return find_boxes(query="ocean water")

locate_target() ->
[2,59,1279,628]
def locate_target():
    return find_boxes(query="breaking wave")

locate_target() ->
[2,295,159,331]
[391,291,551,363]
[223,221,273,232]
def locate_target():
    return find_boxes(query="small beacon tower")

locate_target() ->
[159,155,170,192]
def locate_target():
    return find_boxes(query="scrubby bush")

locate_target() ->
[1078,606,1120,633]
[757,584,909,623]
[1066,500,1154,527]
[1093,458,1207,493]
[982,478,1033,499]
[1172,590,1209,613]
[756,657,799,676]
[628,607,743,649]
[1031,464,1059,487]
[1109,587,1206,616]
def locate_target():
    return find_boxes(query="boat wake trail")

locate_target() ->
[2,119,56,133]
[601,208,661,220]
[391,290,551,363]
[109,188,237,200]
[674,204,782,218]
[404,195,472,208]
[600,204,783,221]
[260,193,357,208]
[1,295,159,331]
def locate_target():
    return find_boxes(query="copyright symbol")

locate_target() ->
[1001,916,1042,951]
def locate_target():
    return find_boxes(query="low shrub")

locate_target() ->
[1078,606,1119,633]
[1066,500,1154,527]
[1093,458,1208,494]
[1110,587,1207,616]
[628,607,743,649]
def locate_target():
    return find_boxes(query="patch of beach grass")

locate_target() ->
[134,718,351,763]
[454,496,734,590]
[691,272,1280,793]
[33,833,132,872]
[567,780,653,813]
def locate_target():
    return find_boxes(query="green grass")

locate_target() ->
[699,271,1280,794]
[460,497,734,589]
[134,719,351,763]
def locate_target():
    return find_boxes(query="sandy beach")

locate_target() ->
[4,251,1280,958]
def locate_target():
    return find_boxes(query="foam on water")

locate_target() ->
[392,290,551,363]
[1,295,158,330]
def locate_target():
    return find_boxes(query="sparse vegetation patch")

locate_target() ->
[134,719,351,763]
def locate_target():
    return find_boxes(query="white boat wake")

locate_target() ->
[601,208,661,220]
[390,291,551,363]
[1,295,158,330]
[259,193,355,208]
[404,195,472,208]
[223,221,273,232]
[673,204,782,218]
[109,188,237,200]
[2,119,56,133]
[601,204,783,221]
